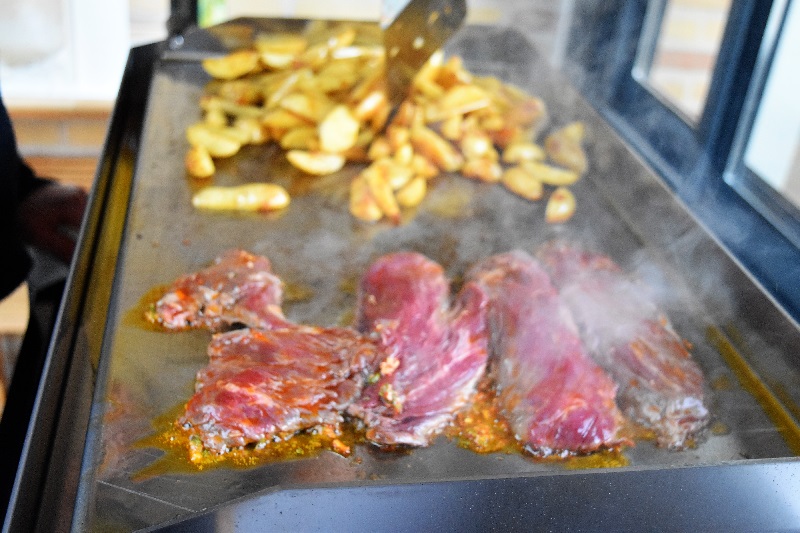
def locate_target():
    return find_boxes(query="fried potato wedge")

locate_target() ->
[462,158,502,183]
[217,80,263,105]
[410,126,464,172]
[280,126,320,150]
[426,85,491,122]
[502,141,546,164]
[367,158,414,191]
[350,175,384,222]
[396,176,427,208]
[201,96,264,119]
[186,122,242,158]
[545,186,576,223]
[262,108,312,134]
[364,167,400,223]
[501,165,543,201]
[354,90,388,122]
[202,50,260,80]
[319,105,360,153]
[279,92,333,123]
[185,145,215,178]
[461,132,498,161]
[255,34,308,56]
[233,117,269,144]
[256,34,308,69]
[192,183,290,212]
[520,160,580,186]
[545,121,588,174]
[286,150,346,175]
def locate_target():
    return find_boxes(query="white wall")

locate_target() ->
[0,0,131,104]
[0,0,572,105]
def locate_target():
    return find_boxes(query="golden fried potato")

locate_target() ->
[435,55,472,89]
[386,126,410,152]
[280,126,319,150]
[262,108,312,136]
[364,166,400,223]
[353,90,388,122]
[393,143,414,166]
[520,160,580,186]
[286,150,346,175]
[396,176,427,208]
[201,96,264,119]
[545,186,576,223]
[331,45,383,60]
[367,137,392,161]
[461,158,502,183]
[460,132,498,161]
[350,175,383,222]
[255,34,307,69]
[192,183,290,212]
[279,92,333,123]
[217,125,252,145]
[440,114,464,140]
[202,50,260,80]
[186,122,242,158]
[368,158,414,191]
[255,34,308,55]
[410,126,464,172]
[319,105,360,153]
[185,145,215,178]
[204,108,228,128]
[501,165,543,201]
[426,85,491,122]
[411,154,440,179]
[501,141,546,164]
[233,117,270,144]
[545,121,588,174]
[217,79,264,105]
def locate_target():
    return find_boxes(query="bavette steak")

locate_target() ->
[149,249,288,331]
[537,241,710,449]
[347,252,489,447]
[181,326,380,453]
[466,250,627,457]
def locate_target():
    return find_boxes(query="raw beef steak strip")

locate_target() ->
[181,326,380,453]
[537,241,710,449]
[150,249,288,331]
[347,252,489,447]
[467,250,627,457]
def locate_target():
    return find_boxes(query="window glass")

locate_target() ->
[639,0,732,122]
[743,0,800,209]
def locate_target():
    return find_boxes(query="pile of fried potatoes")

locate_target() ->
[185,24,588,222]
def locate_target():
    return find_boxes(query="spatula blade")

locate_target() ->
[383,0,467,108]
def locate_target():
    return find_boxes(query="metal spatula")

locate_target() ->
[382,0,468,109]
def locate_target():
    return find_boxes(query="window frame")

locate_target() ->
[563,0,800,322]
[723,0,800,250]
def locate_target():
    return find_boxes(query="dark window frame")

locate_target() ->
[564,0,800,322]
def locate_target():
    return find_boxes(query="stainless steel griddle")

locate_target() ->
[8,18,800,532]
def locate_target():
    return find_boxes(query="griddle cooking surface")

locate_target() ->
[72,19,800,531]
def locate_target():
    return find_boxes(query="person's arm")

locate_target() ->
[17,176,87,265]
[1,90,88,271]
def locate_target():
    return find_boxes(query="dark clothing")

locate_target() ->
[0,88,51,299]
[0,87,61,521]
